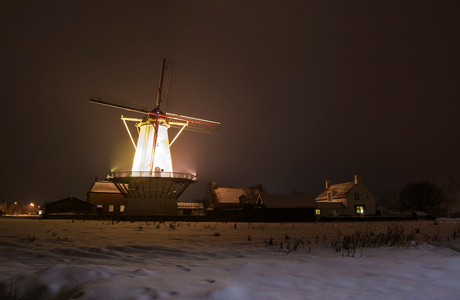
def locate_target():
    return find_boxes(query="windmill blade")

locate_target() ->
[156,59,174,112]
[164,112,220,134]
[90,91,150,114]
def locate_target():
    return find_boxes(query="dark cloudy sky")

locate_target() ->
[2,1,459,205]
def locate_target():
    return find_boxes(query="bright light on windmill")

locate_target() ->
[90,59,220,178]
[89,58,221,215]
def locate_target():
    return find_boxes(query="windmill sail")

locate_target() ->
[90,58,220,176]
[164,113,220,134]
[156,59,174,112]
[90,91,150,114]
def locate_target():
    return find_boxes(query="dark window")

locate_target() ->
[354,193,359,200]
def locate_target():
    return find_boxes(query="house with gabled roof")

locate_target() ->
[42,196,93,216]
[315,173,375,217]
[87,181,126,215]
[208,182,262,209]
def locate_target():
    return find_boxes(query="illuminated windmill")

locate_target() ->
[90,58,220,215]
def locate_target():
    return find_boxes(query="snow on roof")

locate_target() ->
[315,181,356,201]
[89,181,122,194]
[261,194,317,208]
[214,188,247,204]
[177,202,204,209]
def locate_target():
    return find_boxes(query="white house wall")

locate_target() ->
[345,185,376,215]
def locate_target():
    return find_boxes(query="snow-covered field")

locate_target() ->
[1,218,460,300]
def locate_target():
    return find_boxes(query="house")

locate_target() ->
[258,194,317,222]
[208,182,262,209]
[87,181,126,215]
[42,197,93,216]
[177,202,204,215]
[412,211,427,219]
[315,173,376,217]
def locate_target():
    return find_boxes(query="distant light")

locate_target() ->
[30,203,34,207]
[14,202,17,205]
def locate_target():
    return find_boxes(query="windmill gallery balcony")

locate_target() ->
[107,171,197,200]
[106,171,197,215]
[107,171,197,181]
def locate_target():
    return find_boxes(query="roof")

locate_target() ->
[89,181,122,194]
[261,194,317,208]
[43,197,93,207]
[316,181,356,201]
[214,188,247,204]
[413,211,427,216]
[177,202,204,209]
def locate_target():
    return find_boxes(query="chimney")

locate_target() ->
[354,173,363,185]
[212,181,217,190]
[325,179,333,189]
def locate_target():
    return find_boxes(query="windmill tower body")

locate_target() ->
[90,58,219,215]
[132,123,173,174]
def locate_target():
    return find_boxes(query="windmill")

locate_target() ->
[89,58,220,215]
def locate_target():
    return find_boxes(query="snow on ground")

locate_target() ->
[1,218,460,300]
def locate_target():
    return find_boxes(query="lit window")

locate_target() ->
[332,209,337,215]
[354,193,359,200]
[315,209,320,215]
[97,205,102,208]
[355,205,365,214]
[120,205,125,212]
[109,205,114,212]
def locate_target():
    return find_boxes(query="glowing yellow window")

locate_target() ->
[315,209,320,215]
[355,206,365,214]
[109,205,114,212]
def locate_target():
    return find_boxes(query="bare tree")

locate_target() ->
[399,181,444,212]
[439,174,460,217]
[375,187,396,214]
[244,184,265,205]
[391,190,405,214]
[203,181,219,209]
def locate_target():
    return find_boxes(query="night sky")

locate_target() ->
[2,1,460,206]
